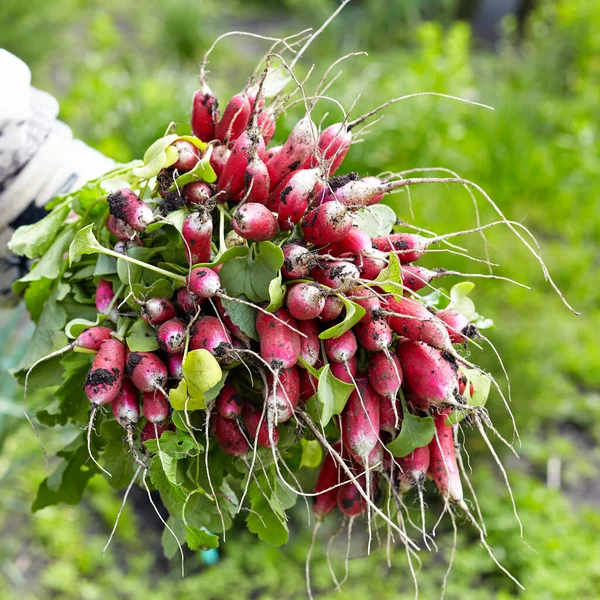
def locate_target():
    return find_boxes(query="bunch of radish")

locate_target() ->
[11,22,576,594]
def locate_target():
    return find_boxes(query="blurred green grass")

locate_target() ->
[1,0,599,597]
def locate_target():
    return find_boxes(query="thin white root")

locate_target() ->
[305,520,321,600]
[441,508,458,599]
[336,516,354,591]
[87,405,111,478]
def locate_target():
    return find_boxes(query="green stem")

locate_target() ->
[100,247,186,284]
[115,318,133,340]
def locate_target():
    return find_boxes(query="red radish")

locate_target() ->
[265,145,282,162]
[189,316,232,361]
[360,251,387,280]
[183,181,213,205]
[298,319,320,367]
[242,400,278,448]
[213,413,249,456]
[232,203,278,242]
[268,365,300,422]
[267,115,318,190]
[84,339,125,405]
[156,318,187,354]
[170,139,200,172]
[106,215,136,240]
[141,297,177,325]
[351,287,381,323]
[303,122,352,175]
[111,378,140,428]
[385,296,452,351]
[371,233,429,263]
[95,279,117,321]
[354,318,392,352]
[429,408,462,502]
[216,382,243,419]
[330,355,356,384]
[142,390,170,423]
[215,92,251,144]
[257,108,276,144]
[400,265,438,292]
[141,421,174,443]
[458,374,475,398]
[282,242,314,279]
[380,396,402,435]
[368,352,402,399]
[327,176,383,207]
[302,200,353,246]
[340,376,380,461]
[313,441,344,520]
[324,329,357,363]
[182,210,213,265]
[266,171,294,211]
[255,308,301,370]
[437,309,478,344]
[107,189,154,231]
[186,266,220,298]
[362,177,385,206]
[167,353,183,380]
[191,83,218,142]
[299,368,318,403]
[319,295,344,322]
[276,168,320,230]
[337,471,368,517]
[314,172,360,205]
[128,352,168,393]
[210,145,231,179]
[328,227,371,259]
[396,445,430,493]
[286,283,325,321]
[396,341,459,410]
[74,326,114,351]
[214,297,251,345]
[351,441,383,469]
[176,287,200,316]
[311,260,360,292]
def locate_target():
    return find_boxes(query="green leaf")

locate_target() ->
[319,295,366,340]
[117,246,157,285]
[161,517,187,559]
[93,253,117,276]
[446,367,492,425]
[23,278,54,321]
[169,380,190,411]
[65,315,101,339]
[69,224,104,264]
[99,421,137,488]
[317,364,355,427]
[133,134,179,179]
[386,395,435,457]
[126,318,160,351]
[172,145,217,187]
[185,525,219,551]
[179,350,223,410]
[204,370,228,405]
[373,251,404,294]
[246,476,289,547]
[219,242,284,303]
[149,454,187,515]
[300,439,323,468]
[351,204,397,237]
[220,296,258,341]
[8,203,70,258]
[146,208,187,234]
[266,272,286,312]
[450,281,477,320]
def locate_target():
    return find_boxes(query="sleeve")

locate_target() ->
[0,49,116,303]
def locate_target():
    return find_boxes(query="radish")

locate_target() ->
[182,210,213,265]
[395,445,430,493]
[326,176,383,207]
[359,251,387,280]
[216,382,243,419]
[396,341,459,410]
[311,260,360,292]
[385,296,452,351]
[301,200,353,246]
[299,368,318,403]
[213,413,249,456]
[232,203,278,242]
[167,353,183,380]
[84,338,125,405]
[437,308,478,344]
[282,242,314,279]
[107,189,154,231]
[276,168,320,230]
[313,441,344,520]
[74,326,114,351]
[214,297,251,345]
[303,122,352,175]
[328,226,371,259]
[340,376,380,461]
[368,352,402,399]
[186,266,220,298]
[298,319,320,367]
[156,318,187,354]
[95,279,117,322]
[458,374,475,398]
[351,287,381,323]
[337,471,368,517]
[265,144,282,162]
[286,283,326,321]
[111,378,140,429]
[215,92,251,144]
[380,397,402,435]
[142,390,170,423]
[319,295,344,322]
[267,115,317,191]
[324,329,357,363]
[255,308,301,370]
[183,181,213,205]
[371,232,429,263]
[141,297,177,325]
[176,287,200,316]
[350,441,383,469]
[170,139,200,172]
[128,352,168,393]
[106,215,136,240]
[354,318,392,352]
[268,365,300,422]
[429,408,462,502]
[330,355,356,384]
[141,421,174,443]
[210,144,231,179]
[189,316,233,361]
[242,400,278,448]
[191,83,218,142]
